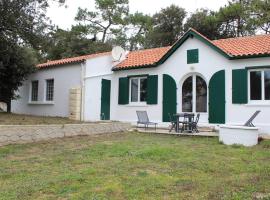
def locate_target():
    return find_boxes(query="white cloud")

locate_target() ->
[47,0,228,30]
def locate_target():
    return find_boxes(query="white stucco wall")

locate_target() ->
[12,35,270,134]
[83,36,270,134]
[11,63,82,117]
[83,55,113,121]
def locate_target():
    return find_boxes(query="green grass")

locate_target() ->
[0,132,270,200]
[0,113,81,125]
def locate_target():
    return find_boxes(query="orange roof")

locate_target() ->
[37,29,270,70]
[37,52,111,68]
[113,30,270,70]
[113,46,171,70]
[212,34,270,57]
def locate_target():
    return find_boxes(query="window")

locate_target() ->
[182,75,207,112]
[130,77,147,103]
[182,76,193,112]
[31,81,38,101]
[46,79,54,101]
[249,70,270,101]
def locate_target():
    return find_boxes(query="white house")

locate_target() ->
[12,28,270,134]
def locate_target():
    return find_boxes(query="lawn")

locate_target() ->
[0,132,270,200]
[0,113,80,125]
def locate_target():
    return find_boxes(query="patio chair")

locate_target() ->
[244,110,261,127]
[136,111,157,130]
[168,113,177,132]
[181,113,195,133]
[191,113,200,133]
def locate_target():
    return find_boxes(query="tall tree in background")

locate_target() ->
[75,0,129,43]
[145,5,186,48]
[46,25,111,60]
[250,0,270,34]
[0,0,64,111]
[184,9,222,40]
[122,12,152,51]
[217,0,255,37]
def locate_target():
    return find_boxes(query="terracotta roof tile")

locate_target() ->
[37,29,270,70]
[212,34,270,57]
[114,46,171,70]
[37,52,111,68]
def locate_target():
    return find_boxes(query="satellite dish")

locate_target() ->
[112,46,125,62]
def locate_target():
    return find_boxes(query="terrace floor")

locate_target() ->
[136,128,218,137]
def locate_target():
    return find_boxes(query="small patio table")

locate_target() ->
[173,113,195,133]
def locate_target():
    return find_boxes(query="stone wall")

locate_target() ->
[0,122,131,146]
[69,87,82,121]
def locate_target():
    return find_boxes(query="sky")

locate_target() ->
[47,0,229,30]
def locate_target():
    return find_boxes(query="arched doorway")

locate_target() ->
[182,75,207,113]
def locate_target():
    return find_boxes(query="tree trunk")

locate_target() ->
[6,99,11,113]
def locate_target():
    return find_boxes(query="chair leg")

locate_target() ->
[181,124,184,133]
[169,123,174,132]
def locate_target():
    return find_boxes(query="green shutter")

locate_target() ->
[101,79,111,120]
[162,74,177,122]
[209,70,226,124]
[232,69,248,104]
[147,75,158,104]
[118,77,129,105]
[187,49,199,64]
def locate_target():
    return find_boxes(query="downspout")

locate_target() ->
[80,62,86,121]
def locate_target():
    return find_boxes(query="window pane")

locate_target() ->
[46,79,54,101]
[131,79,138,102]
[250,71,262,100]
[31,81,38,101]
[182,76,193,112]
[196,76,207,112]
[140,78,147,102]
[265,70,270,100]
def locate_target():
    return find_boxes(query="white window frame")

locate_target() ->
[129,77,147,105]
[29,80,39,102]
[181,74,208,113]
[45,78,54,102]
[248,69,270,104]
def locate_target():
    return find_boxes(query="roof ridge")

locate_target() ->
[128,46,171,53]
[213,34,270,42]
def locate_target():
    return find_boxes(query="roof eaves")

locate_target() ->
[230,53,270,60]
[112,63,157,71]
[37,59,86,69]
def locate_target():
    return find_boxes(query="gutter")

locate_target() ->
[80,62,86,121]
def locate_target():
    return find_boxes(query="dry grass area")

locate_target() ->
[0,132,270,200]
[0,113,81,125]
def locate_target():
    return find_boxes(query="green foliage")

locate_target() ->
[145,5,187,48]
[108,12,153,50]
[185,9,222,40]
[250,0,270,34]
[46,26,112,60]
[217,0,255,37]
[75,0,129,43]
[0,40,37,111]
[0,0,65,111]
